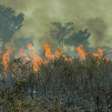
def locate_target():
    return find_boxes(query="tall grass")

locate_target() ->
[0,56,112,112]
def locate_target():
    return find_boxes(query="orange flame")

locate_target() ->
[1,41,110,78]
[92,48,104,60]
[55,48,62,59]
[32,54,43,72]
[2,49,12,76]
[75,45,87,60]
[43,43,54,60]
[27,43,43,72]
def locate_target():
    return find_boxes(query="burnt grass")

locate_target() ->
[0,56,112,112]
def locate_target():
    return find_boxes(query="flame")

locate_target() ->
[27,43,34,50]
[2,49,12,76]
[97,48,104,58]
[1,41,110,78]
[55,48,62,58]
[32,54,43,72]
[92,48,104,60]
[27,43,43,72]
[43,43,54,60]
[75,45,87,60]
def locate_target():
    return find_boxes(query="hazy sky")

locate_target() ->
[0,0,112,47]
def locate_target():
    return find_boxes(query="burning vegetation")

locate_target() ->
[0,43,112,112]
[0,39,111,112]
[0,42,109,78]
[0,40,112,112]
[0,4,112,112]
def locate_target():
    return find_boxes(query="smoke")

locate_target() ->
[86,18,107,47]
[0,0,112,48]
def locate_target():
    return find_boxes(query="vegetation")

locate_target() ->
[0,5,24,48]
[0,56,112,112]
[0,4,111,112]
[49,22,91,49]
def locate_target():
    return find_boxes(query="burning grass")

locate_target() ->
[0,44,111,112]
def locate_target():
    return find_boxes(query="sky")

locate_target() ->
[0,0,112,48]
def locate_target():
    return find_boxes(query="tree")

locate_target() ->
[50,22,74,48]
[50,22,91,49]
[65,28,91,48]
[0,5,24,48]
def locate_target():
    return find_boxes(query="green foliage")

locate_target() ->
[66,29,90,48]
[0,5,24,45]
[50,22,74,41]
[50,22,91,49]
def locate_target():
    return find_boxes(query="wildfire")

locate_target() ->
[2,49,12,77]
[27,43,43,72]
[43,43,54,60]
[31,54,43,72]
[55,48,62,59]
[0,41,110,79]
[92,48,104,60]
[75,45,87,60]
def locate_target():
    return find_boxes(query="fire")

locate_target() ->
[43,43,54,60]
[27,43,43,72]
[0,41,110,79]
[2,49,12,76]
[27,43,34,50]
[92,48,104,60]
[55,48,62,58]
[31,54,43,72]
[75,45,87,60]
